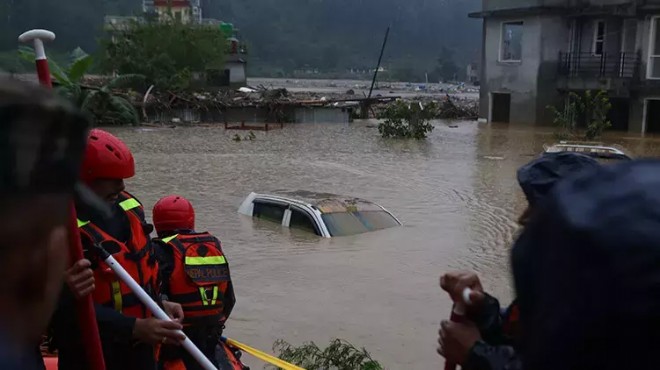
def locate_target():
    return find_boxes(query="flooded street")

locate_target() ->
[110,122,660,369]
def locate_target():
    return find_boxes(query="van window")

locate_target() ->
[290,208,320,236]
[253,201,286,223]
[355,211,400,230]
[322,211,400,237]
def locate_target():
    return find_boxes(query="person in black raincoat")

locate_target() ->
[0,78,89,370]
[438,152,601,370]
[511,159,660,370]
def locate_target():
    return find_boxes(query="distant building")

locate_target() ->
[469,0,660,133]
[143,0,155,14]
[154,0,194,24]
[467,62,480,84]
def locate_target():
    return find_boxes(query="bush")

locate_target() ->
[378,100,437,139]
[547,90,612,141]
[273,339,383,370]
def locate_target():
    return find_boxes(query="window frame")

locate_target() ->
[499,20,524,63]
[252,200,288,225]
[286,206,322,236]
[592,19,606,56]
[647,16,660,80]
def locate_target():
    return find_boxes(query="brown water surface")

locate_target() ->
[109,122,660,369]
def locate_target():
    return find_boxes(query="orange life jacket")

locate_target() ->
[160,232,232,324]
[77,191,158,319]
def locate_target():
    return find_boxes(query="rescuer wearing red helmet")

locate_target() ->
[152,195,242,370]
[52,129,185,370]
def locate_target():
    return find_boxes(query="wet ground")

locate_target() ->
[110,121,660,369]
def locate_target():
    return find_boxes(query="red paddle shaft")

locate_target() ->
[67,205,106,370]
[19,28,106,370]
[444,288,472,370]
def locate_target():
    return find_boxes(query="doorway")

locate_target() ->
[645,99,660,133]
[608,98,630,131]
[491,93,511,123]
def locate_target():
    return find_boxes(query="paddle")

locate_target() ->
[444,288,472,370]
[19,28,106,370]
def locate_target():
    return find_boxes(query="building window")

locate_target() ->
[592,20,606,55]
[174,11,182,22]
[500,21,523,62]
[649,17,660,79]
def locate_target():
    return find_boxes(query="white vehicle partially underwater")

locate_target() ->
[238,190,402,238]
[543,141,632,162]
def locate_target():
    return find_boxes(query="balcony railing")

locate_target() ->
[558,52,639,78]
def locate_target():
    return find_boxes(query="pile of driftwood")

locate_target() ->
[370,95,478,120]
[435,94,479,120]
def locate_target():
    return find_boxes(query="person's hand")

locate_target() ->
[163,300,184,323]
[437,319,481,365]
[133,318,185,346]
[440,271,486,311]
[65,259,95,299]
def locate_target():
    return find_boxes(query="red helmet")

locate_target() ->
[81,129,135,183]
[153,195,195,233]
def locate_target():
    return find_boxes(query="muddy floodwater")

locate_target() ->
[110,121,660,369]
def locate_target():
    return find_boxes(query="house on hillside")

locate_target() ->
[470,0,660,133]
[153,0,202,24]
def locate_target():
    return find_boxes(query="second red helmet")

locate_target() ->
[153,195,195,233]
[80,129,135,183]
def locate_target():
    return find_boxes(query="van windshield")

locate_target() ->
[321,211,400,237]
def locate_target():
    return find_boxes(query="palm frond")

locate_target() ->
[67,55,94,84]
[107,95,140,125]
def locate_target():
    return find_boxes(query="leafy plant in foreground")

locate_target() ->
[547,90,612,141]
[272,339,383,370]
[19,47,143,125]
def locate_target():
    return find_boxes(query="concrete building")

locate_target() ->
[467,62,480,84]
[470,0,660,133]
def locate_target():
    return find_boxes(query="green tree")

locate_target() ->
[429,46,459,82]
[547,90,612,141]
[100,21,226,89]
[378,100,437,139]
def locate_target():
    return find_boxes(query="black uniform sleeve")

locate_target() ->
[468,293,507,345]
[154,239,174,297]
[464,341,521,370]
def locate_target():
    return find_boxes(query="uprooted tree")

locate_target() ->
[378,100,437,139]
[548,90,612,141]
[272,339,383,370]
[100,21,227,89]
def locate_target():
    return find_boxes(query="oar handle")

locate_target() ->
[444,288,472,370]
[102,253,218,370]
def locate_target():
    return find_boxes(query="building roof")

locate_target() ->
[154,0,190,7]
